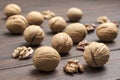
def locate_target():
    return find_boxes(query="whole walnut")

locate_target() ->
[23,25,45,45]
[4,4,22,17]
[49,16,67,33]
[33,46,61,71]
[26,11,44,25]
[67,7,83,22]
[83,42,110,68]
[51,32,73,54]
[64,23,87,44]
[96,22,118,42]
[6,15,28,34]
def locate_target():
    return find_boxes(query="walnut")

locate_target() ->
[83,42,110,68]
[96,22,118,42]
[77,40,90,51]
[42,10,56,19]
[64,23,87,44]
[63,59,84,74]
[12,46,34,60]
[97,16,110,24]
[67,7,83,22]
[84,24,96,33]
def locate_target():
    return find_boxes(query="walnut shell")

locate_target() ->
[49,16,67,33]
[51,32,73,54]
[6,15,28,34]
[26,11,44,25]
[64,23,87,44]
[23,25,45,45]
[67,7,83,22]
[4,4,22,17]
[83,42,110,68]
[33,46,61,71]
[96,22,118,42]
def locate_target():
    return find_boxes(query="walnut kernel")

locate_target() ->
[63,59,84,74]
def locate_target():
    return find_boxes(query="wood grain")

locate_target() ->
[0,50,120,80]
[0,0,120,80]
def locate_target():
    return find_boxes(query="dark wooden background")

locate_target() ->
[0,0,120,80]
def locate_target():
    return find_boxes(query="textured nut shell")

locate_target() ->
[6,15,28,34]
[96,22,118,42]
[83,42,110,68]
[67,8,83,22]
[49,16,67,33]
[4,4,21,17]
[51,32,73,53]
[33,46,61,71]
[26,11,44,25]
[64,23,87,44]
[23,25,45,45]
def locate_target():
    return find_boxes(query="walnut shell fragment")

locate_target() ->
[77,40,90,51]
[63,59,84,74]
[42,10,56,19]
[12,46,34,60]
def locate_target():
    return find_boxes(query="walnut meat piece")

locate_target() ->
[77,40,90,51]
[63,59,84,74]
[12,46,34,60]
[84,24,96,33]
[42,10,56,19]
[97,16,110,24]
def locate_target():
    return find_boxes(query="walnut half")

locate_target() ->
[63,59,84,74]
[84,24,96,33]
[42,10,56,19]
[97,16,110,24]
[12,46,34,60]
[77,40,90,51]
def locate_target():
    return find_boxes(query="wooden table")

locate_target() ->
[0,0,120,80]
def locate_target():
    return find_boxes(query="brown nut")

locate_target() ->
[67,7,83,22]
[42,10,56,19]
[64,23,87,44]
[6,15,28,34]
[51,32,73,54]
[63,59,84,74]
[96,22,118,42]
[83,42,110,68]
[26,11,44,25]
[97,16,110,24]
[49,16,67,33]
[4,4,22,17]
[23,25,45,45]
[33,46,61,71]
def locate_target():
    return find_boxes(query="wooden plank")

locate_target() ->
[0,50,120,80]
[0,0,120,75]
